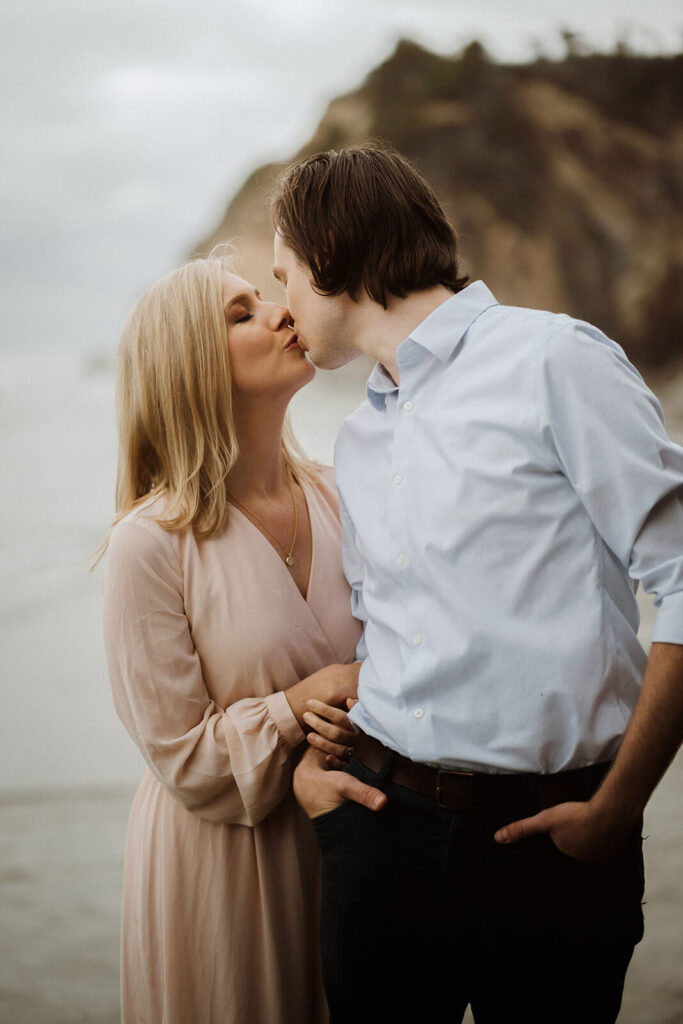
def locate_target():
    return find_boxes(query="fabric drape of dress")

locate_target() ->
[103,470,361,1024]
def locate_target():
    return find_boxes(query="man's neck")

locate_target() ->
[350,285,455,384]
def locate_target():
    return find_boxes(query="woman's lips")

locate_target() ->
[284,334,301,350]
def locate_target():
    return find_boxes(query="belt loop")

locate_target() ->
[375,749,395,788]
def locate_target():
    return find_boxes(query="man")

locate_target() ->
[271,145,683,1023]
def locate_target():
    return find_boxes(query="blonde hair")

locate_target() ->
[98,247,317,557]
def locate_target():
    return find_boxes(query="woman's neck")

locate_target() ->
[227,400,290,499]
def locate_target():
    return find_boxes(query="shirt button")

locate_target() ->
[412,633,423,645]
[393,473,403,485]
[414,708,424,719]
[403,400,414,410]
[396,554,405,566]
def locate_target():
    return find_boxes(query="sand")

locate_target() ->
[0,755,681,1024]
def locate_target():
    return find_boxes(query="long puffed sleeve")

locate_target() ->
[103,515,304,826]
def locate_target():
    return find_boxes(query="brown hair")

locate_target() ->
[271,143,468,307]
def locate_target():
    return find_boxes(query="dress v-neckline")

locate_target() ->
[228,480,316,604]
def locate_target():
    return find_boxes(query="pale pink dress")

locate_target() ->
[103,472,361,1024]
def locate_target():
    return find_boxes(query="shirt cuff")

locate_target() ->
[264,690,306,749]
[651,591,683,645]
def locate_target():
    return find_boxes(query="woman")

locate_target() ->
[102,250,362,1023]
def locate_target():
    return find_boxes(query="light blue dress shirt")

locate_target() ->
[335,282,683,773]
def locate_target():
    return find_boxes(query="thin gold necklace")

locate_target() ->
[227,469,298,566]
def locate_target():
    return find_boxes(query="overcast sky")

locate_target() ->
[2,0,681,354]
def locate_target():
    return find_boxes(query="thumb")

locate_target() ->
[494,809,552,845]
[340,775,387,812]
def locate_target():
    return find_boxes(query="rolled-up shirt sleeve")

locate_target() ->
[103,517,304,827]
[537,322,683,645]
[633,489,683,643]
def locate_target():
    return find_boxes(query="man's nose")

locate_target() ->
[270,304,292,331]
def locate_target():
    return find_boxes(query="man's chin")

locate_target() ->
[309,348,360,372]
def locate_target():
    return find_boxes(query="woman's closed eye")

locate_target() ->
[226,288,263,325]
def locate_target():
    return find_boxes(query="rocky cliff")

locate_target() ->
[197,40,683,369]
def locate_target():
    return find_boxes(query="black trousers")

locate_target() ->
[313,753,644,1024]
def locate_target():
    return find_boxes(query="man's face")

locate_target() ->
[272,231,359,370]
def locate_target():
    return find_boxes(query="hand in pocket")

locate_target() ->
[293,747,387,819]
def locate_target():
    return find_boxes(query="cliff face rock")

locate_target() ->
[198,40,683,368]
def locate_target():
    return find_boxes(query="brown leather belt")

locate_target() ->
[352,730,610,816]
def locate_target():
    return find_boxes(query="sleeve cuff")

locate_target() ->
[651,591,683,645]
[264,690,306,749]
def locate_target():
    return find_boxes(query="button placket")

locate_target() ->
[389,378,414,660]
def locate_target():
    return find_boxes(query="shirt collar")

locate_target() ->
[366,361,399,407]
[366,281,498,409]
[407,280,498,362]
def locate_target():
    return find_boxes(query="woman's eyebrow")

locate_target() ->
[225,289,261,310]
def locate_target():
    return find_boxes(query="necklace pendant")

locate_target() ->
[285,554,295,566]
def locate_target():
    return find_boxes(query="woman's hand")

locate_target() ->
[304,700,357,768]
[285,662,361,731]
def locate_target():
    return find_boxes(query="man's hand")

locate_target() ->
[497,642,683,862]
[293,747,387,819]
[494,799,633,863]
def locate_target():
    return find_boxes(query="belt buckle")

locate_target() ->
[436,768,475,811]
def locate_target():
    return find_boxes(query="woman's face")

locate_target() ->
[222,271,315,405]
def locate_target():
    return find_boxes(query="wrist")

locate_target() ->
[587,783,643,835]
[284,682,309,730]
[286,672,333,729]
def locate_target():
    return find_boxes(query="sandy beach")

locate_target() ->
[0,755,680,1024]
